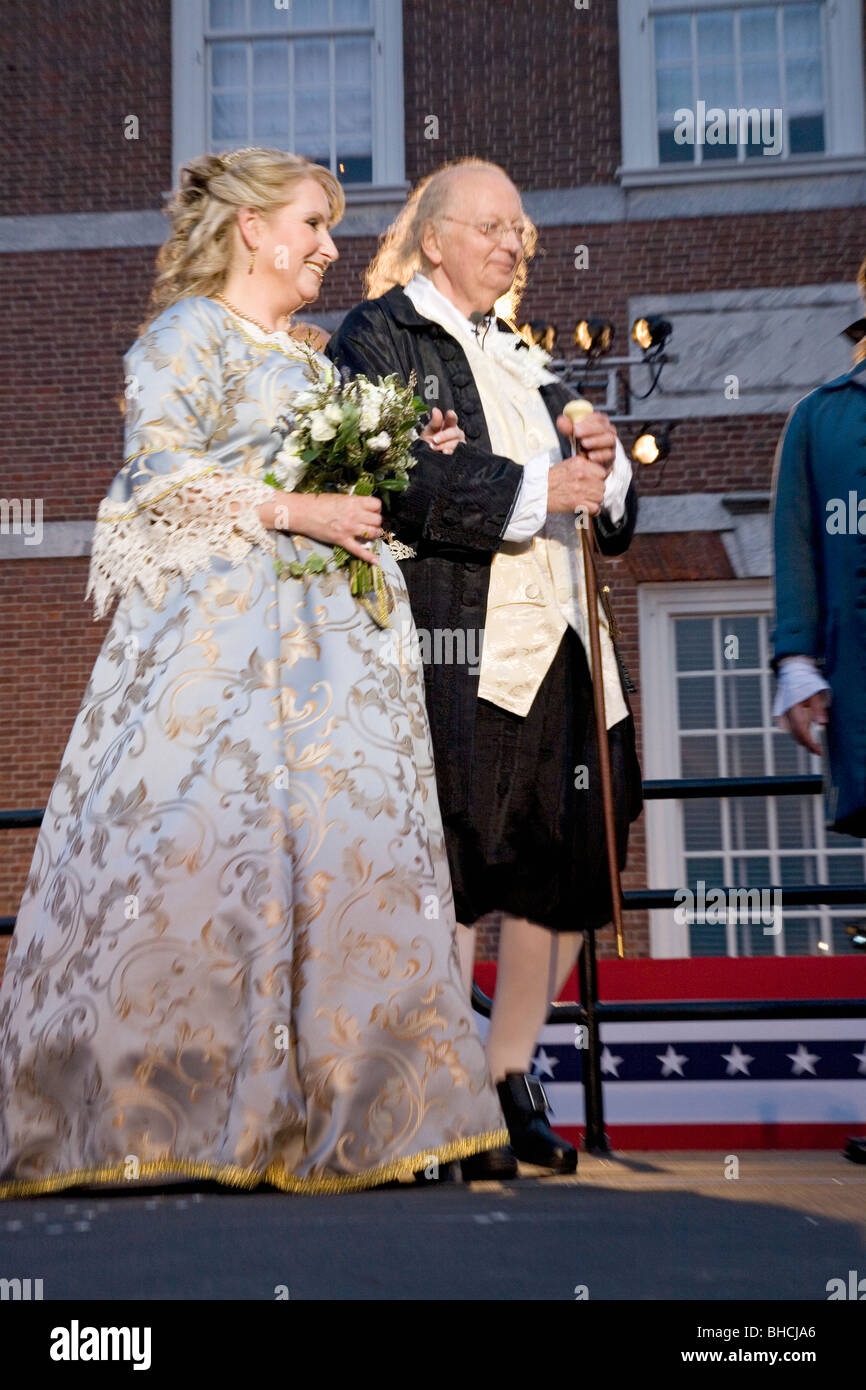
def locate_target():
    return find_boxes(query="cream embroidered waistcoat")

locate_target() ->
[475,362,627,725]
[403,277,628,727]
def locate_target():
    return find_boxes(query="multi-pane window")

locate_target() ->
[674,612,866,957]
[654,2,826,164]
[207,0,375,183]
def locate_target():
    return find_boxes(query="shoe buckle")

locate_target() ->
[522,1074,550,1114]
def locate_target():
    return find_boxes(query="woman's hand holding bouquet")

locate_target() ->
[264,351,428,623]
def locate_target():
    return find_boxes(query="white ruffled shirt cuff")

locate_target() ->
[772,655,832,718]
[502,437,633,542]
[501,448,552,541]
[601,437,632,526]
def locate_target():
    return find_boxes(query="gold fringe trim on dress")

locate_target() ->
[0,1128,510,1199]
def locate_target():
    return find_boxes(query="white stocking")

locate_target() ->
[486,916,583,1083]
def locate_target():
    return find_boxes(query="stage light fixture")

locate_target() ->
[519,320,557,353]
[574,318,614,355]
[631,315,672,352]
[631,423,671,465]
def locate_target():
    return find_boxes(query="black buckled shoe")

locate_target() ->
[412,1159,460,1185]
[461,1145,519,1181]
[496,1072,578,1174]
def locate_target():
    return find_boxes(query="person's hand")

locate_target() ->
[287,320,330,351]
[556,409,617,473]
[782,692,829,756]
[265,490,384,564]
[547,456,608,515]
[420,408,464,454]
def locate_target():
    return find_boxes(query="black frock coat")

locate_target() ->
[326,285,640,832]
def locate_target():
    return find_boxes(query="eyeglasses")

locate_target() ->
[440,215,528,244]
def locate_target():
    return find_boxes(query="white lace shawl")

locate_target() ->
[85,299,292,620]
[87,461,277,620]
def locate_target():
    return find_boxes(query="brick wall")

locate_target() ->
[0,251,154,515]
[403,0,622,188]
[0,0,173,214]
[0,558,110,978]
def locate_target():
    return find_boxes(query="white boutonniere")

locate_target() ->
[482,328,554,389]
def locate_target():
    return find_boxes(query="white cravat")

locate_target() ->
[403,272,628,725]
[404,274,632,539]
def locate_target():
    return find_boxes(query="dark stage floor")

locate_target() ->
[2,1151,864,1301]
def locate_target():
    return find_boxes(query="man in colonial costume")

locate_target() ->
[327,159,642,1178]
[772,253,866,1164]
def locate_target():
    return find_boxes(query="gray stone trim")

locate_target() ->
[636,492,769,533]
[523,167,866,224]
[2,164,864,253]
[0,522,94,559]
[0,201,408,253]
[304,309,349,333]
[626,283,861,418]
[1,493,774,578]
[635,285,859,314]
[636,491,772,578]
[0,211,171,253]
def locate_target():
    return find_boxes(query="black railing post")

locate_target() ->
[578,925,610,1152]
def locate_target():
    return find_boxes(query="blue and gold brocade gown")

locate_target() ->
[0,296,506,1195]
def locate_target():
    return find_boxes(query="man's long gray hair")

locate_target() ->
[364,157,538,321]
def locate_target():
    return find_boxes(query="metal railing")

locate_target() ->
[3,776,866,1152]
[470,773,866,1150]
[546,351,679,423]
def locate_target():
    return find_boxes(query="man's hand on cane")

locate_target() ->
[547,407,617,515]
[558,407,618,470]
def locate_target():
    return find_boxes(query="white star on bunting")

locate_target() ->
[532,1047,559,1079]
[786,1044,820,1077]
[600,1046,623,1078]
[657,1045,688,1078]
[722,1044,754,1077]
[853,1045,866,1076]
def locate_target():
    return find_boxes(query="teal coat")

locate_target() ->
[772,358,866,837]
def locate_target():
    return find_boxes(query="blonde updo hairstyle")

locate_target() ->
[145,146,345,326]
[364,157,537,322]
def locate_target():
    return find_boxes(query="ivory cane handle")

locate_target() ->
[562,399,594,425]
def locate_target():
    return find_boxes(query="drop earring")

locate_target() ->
[248,245,257,275]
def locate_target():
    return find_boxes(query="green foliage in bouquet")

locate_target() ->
[263,348,425,623]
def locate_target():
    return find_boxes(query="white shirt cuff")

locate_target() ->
[772,655,831,718]
[501,448,553,542]
[601,438,632,526]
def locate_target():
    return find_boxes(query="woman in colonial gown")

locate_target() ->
[0,148,507,1197]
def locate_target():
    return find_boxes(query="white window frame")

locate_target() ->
[637,579,866,960]
[171,0,406,200]
[617,0,866,184]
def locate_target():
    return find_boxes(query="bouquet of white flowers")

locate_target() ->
[264,350,425,626]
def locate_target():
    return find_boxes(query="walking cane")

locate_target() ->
[563,400,626,959]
